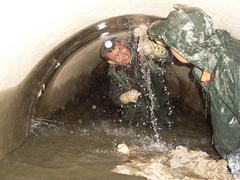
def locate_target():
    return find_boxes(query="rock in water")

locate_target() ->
[117,143,130,155]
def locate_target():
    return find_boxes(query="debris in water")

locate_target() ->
[113,145,233,180]
[117,144,130,155]
[92,105,97,109]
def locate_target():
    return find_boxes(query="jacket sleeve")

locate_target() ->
[216,39,240,123]
[108,67,130,106]
[229,62,240,122]
[209,64,240,124]
[229,37,240,122]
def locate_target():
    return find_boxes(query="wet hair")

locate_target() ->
[100,38,120,60]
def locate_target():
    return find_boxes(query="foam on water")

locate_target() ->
[228,153,240,179]
[113,145,233,180]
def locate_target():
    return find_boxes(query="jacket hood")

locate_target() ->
[148,5,226,74]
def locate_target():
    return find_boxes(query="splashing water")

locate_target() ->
[140,59,160,142]
[228,153,240,179]
[133,25,173,143]
[31,117,73,136]
[25,99,224,180]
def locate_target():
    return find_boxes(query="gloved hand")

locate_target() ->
[134,24,168,58]
[200,70,211,86]
[149,40,169,58]
[119,89,141,105]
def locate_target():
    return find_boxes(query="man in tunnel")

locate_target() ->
[100,37,173,130]
[147,4,240,177]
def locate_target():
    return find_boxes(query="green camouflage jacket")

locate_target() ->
[108,46,172,128]
[148,5,240,158]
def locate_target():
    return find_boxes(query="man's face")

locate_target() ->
[106,42,131,65]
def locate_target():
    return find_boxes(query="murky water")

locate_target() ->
[0,96,221,180]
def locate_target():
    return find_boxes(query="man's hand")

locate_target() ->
[134,25,168,58]
[149,40,169,58]
[201,70,211,86]
[119,89,141,105]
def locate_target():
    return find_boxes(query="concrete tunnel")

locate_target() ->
[0,0,240,163]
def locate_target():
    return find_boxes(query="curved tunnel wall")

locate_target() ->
[0,0,240,159]
[34,15,159,118]
[0,15,159,159]
[1,0,240,90]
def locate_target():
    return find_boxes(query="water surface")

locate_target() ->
[0,99,217,180]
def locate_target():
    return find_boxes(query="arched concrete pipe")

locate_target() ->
[0,14,204,159]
